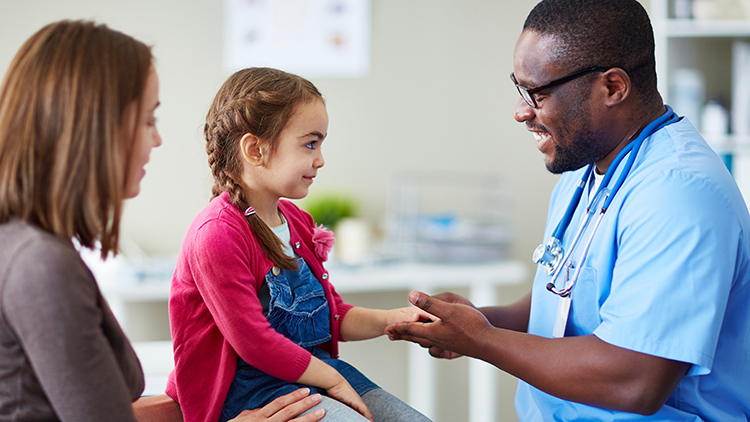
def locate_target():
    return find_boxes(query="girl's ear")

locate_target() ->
[240,133,264,166]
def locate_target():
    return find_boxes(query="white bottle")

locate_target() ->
[672,68,705,131]
[701,98,730,150]
[674,0,693,18]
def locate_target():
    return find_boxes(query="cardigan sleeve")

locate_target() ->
[189,216,311,382]
[328,284,354,343]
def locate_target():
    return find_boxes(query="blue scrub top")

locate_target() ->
[516,117,750,421]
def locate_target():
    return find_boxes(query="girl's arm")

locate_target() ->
[339,306,434,341]
[295,356,373,421]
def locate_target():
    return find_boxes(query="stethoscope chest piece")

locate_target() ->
[533,237,563,275]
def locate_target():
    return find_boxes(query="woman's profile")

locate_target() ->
[0,20,160,421]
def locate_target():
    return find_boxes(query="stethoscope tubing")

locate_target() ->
[544,106,679,296]
[551,166,593,241]
[547,205,607,296]
[546,194,598,293]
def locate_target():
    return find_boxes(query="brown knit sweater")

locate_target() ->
[0,219,143,421]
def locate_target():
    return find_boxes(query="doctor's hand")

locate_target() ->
[432,291,475,307]
[385,291,492,360]
[422,292,476,359]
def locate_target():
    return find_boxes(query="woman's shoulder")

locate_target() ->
[0,220,81,268]
[0,220,94,308]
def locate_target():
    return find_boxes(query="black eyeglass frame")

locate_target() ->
[511,66,610,108]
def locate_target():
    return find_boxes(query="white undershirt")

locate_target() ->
[590,167,604,196]
[270,214,296,258]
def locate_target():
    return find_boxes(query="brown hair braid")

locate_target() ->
[205,67,323,270]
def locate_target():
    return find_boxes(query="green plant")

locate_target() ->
[302,193,358,230]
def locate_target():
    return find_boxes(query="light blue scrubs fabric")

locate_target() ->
[515,117,750,421]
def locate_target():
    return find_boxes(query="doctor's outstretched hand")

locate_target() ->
[385,291,492,360]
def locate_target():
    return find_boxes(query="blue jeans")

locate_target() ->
[221,259,378,422]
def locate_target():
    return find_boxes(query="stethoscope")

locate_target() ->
[533,106,679,297]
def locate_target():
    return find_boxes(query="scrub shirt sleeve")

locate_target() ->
[594,171,740,375]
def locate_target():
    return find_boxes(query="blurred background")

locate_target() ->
[0,0,555,263]
[23,0,750,421]
[0,2,548,420]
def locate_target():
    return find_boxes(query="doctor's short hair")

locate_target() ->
[524,0,659,105]
[0,20,153,257]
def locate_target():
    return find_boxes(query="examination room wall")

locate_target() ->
[0,1,647,421]
[0,0,556,271]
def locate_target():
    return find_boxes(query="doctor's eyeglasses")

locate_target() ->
[511,66,610,108]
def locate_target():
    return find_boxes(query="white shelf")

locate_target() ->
[653,0,750,156]
[659,18,750,37]
[98,259,528,302]
[703,133,750,152]
[652,0,750,204]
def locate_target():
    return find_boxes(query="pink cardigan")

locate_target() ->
[165,192,353,422]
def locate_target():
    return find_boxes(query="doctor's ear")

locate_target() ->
[239,133,266,166]
[600,68,631,107]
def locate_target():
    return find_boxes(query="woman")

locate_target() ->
[0,20,323,422]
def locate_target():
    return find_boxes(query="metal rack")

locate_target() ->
[383,172,513,263]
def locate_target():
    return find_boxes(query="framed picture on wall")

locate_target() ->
[224,0,371,78]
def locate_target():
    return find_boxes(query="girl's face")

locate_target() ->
[124,67,162,199]
[256,99,328,201]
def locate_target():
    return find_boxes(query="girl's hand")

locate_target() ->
[326,379,373,421]
[229,388,325,422]
[385,306,439,326]
[386,304,464,359]
[296,357,372,421]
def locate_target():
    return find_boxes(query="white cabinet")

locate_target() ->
[650,0,750,200]
[651,0,750,151]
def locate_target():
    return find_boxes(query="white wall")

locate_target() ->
[0,1,649,421]
[0,0,556,268]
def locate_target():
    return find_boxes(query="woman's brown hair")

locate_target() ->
[0,20,153,257]
[205,67,323,270]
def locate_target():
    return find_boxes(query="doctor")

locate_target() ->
[386,0,750,420]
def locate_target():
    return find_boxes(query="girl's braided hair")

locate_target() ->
[204,67,323,270]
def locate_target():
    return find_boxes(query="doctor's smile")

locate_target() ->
[529,127,552,153]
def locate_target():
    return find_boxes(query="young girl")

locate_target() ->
[166,68,433,422]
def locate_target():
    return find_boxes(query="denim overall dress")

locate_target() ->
[220,258,378,422]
